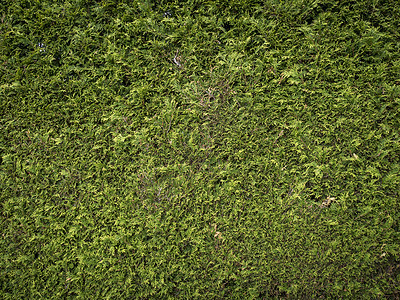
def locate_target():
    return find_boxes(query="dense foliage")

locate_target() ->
[1,0,399,298]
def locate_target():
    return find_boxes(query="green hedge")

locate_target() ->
[1,0,399,298]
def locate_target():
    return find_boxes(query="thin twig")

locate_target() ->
[173,49,182,68]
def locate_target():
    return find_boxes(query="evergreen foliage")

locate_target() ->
[1,0,399,298]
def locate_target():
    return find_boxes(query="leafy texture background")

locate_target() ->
[1,0,399,298]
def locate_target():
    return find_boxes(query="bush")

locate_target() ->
[1,0,399,298]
